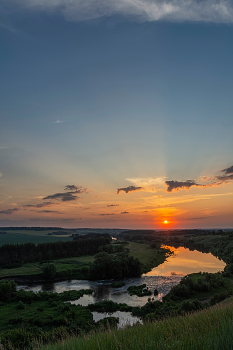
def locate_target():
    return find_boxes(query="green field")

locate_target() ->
[0,229,74,246]
[126,241,170,266]
[0,257,94,279]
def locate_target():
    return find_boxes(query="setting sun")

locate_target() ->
[164,220,168,224]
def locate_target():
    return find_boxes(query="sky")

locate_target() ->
[0,0,233,229]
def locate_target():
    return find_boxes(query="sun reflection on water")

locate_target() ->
[144,245,226,276]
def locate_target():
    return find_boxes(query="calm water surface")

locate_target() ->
[145,245,225,276]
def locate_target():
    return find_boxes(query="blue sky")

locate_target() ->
[0,0,232,228]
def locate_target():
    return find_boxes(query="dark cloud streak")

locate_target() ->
[221,165,233,174]
[0,207,19,215]
[36,210,60,213]
[165,180,201,192]
[100,213,115,216]
[43,185,88,202]
[24,202,54,208]
[165,164,233,192]
[43,192,79,202]
[117,186,144,194]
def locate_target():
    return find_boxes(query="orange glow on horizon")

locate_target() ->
[156,217,176,228]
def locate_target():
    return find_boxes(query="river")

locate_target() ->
[18,245,225,328]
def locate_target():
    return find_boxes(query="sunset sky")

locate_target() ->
[0,0,233,229]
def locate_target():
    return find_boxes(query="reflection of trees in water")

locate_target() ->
[93,285,110,301]
[42,283,55,292]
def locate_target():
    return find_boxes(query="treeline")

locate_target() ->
[1,227,62,231]
[117,229,216,244]
[183,232,233,265]
[0,235,111,266]
[89,251,142,280]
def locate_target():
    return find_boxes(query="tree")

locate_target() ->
[0,280,17,301]
[42,263,57,280]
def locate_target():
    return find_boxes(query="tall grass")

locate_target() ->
[38,297,233,350]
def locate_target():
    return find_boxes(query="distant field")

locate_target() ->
[0,229,73,246]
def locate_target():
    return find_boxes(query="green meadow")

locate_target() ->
[0,229,73,246]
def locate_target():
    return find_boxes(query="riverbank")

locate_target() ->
[0,242,171,283]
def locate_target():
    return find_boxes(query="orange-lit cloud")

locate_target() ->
[125,176,166,193]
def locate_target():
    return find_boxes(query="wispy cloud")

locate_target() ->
[0,22,19,34]
[121,211,129,214]
[43,185,89,202]
[53,119,66,124]
[117,186,144,194]
[107,204,119,207]
[53,117,74,124]
[100,213,116,216]
[126,177,166,187]
[8,0,233,23]
[126,176,166,192]
[36,210,60,213]
[0,207,20,215]
[24,201,55,208]
[143,191,233,209]
[29,217,76,221]
[186,216,206,220]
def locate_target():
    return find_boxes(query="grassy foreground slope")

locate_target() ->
[40,297,233,350]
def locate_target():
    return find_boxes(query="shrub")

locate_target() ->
[181,299,203,312]
[42,262,57,280]
[127,284,152,297]
[16,300,25,309]
[0,280,17,302]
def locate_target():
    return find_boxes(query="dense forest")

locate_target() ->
[0,234,111,267]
